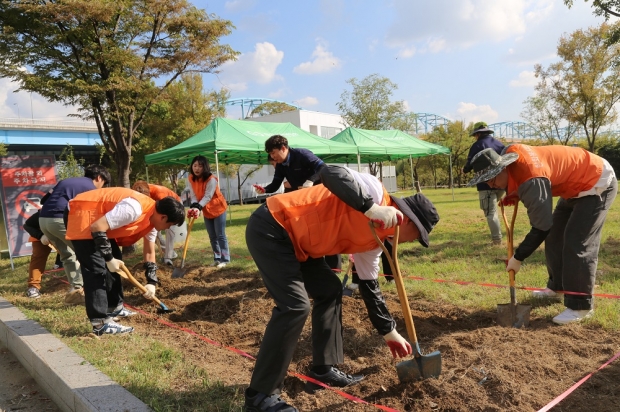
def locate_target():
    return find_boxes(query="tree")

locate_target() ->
[521,93,579,145]
[534,22,620,151]
[0,143,6,157]
[132,73,229,191]
[0,0,238,187]
[337,73,410,175]
[249,101,297,118]
[56,145,86,180]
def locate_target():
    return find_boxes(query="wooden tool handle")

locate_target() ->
[119,263,165,306]
[181,217,195,262]
[369,223,419,345]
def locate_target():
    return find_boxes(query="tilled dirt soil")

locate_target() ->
[119,263,620,412]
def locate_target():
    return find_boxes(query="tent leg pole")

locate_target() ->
[409,155,415,192]
[357,153,361,172]
[146,165,149,183]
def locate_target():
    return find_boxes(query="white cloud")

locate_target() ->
[295,96,318,107]
[0,77,78,119]
[397,47,416,59]
[509,71,538,87]
[293,40,341,74]
[454,102,499,124]
[217,42,284,90]
[385,0,530,50]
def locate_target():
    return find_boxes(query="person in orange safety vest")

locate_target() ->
[65,187,185,336]
[468,145,617,325]
[243,165,440,412]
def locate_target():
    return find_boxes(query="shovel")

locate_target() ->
[496,202,531,328]
[342,260,354,297]
[172,216,195,279]
[369,222,441,382]
[118,263,174,314]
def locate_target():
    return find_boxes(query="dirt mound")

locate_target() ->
[124,264,620,412]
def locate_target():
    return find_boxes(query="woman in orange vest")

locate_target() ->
[187,155,230,269]
[242,165,440,412]
[468,145,617,325]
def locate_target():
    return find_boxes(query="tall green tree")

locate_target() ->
[249,101,297,118]
[521,92,579,145]
[337,73,410,175]
[534,22,620,151]
[0,0,238,187]
[133,73,229,191]
[565,1,620,42]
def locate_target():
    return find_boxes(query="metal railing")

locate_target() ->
[0,117,98,131]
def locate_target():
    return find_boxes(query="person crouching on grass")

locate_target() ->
[65,187,185,336]
[243,165,439,412]
[467,145,617,325]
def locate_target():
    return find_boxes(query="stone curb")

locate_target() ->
[0,297,151,412]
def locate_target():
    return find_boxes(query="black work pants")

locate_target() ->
[246,204,343,395]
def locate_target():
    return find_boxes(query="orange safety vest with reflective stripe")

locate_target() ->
[66,188,156,247]
[266,184,394,262]
[506,144,603,200]
[189,175,227,219]
[148,184,180,201]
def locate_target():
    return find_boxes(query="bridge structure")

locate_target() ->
[225,98,302,119]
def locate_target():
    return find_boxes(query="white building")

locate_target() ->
[217,109,397,204]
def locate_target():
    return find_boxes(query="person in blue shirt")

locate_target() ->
[39,165,111,305]
[463,122,506,245]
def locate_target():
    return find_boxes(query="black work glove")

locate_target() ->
[144,261,159,285]
[190,202,202,210]
[92,231,113,262]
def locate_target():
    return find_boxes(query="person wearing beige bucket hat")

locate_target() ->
[463,122,506,245]
[468,144,617,325]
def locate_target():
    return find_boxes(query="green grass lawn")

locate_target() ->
[1,187,619,411]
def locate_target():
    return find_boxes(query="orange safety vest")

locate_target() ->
[506,144,603,200]
[189,174,227,219]
[148,184,180,201]
[266,184,394,262]
[66,188,156,247]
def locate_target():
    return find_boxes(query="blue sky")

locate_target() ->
[0,0,610,125]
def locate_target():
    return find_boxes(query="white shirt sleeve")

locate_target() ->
[344,166,386,205]
[187,177,198,203]
[105,197,142,230]
[145,228,157,243]
[198,178,217,208]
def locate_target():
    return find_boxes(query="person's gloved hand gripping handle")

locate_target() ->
[90,216,124,273]
[383,329,412,358]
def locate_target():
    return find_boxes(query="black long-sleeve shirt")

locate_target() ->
[264,147,325,193]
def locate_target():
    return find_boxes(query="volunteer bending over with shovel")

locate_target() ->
[65,188,185,336]
[467,146,617,325]
[244,165,439,412]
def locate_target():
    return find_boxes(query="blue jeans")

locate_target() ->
[204,212,230,263]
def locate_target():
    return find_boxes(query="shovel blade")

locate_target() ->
[396,350,442,383]
[171,267,186,279]
[497,303,531,328]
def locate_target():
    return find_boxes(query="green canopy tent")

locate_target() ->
[144,117,359,168]
[330,127,453,197]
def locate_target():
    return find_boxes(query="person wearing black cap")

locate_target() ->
[463,122,506,245]
[243,165,439,412]
[468,145,616,325]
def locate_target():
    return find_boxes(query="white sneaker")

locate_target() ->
[163,258,173,266]
[216,262,228,269]
[552,308,593,325]
[532,288,563,300]
[209,262,219,267]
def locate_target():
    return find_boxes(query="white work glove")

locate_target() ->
[253,184,266,194]
[187,208,201,218]
[364,204,403,229]
[143,284,156,300]
[383,329,413,358]
[105,258,124,273]
[301,180,313,188]
[40,235,50,246]
[506,256,522,275]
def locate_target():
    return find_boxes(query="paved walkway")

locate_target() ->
[0,297,151,412]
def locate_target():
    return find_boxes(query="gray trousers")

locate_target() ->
[245,204,343,395]
[545,177,618,310]
[479,189,505,241]
[39,217,83,288]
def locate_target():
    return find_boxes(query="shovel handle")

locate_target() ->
[118,263,167,308]
[180,217,195,263]
[369,222,419,347]
[500,202,519,299]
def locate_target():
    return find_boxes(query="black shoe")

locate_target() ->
[244,389,297,412]
[305,367,364,393]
